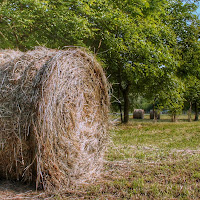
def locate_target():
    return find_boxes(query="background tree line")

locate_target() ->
[0,0,200,122]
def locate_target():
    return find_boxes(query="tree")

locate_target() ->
[166,0,200,121]
[0,0,91,50]
[160,77,185,122]
[1,0,199,124]
[184,76,200,121]
[81,0,178,123]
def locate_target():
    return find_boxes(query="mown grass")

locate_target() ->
[4,114,199,199]
[51,115,200,199]
[77,115,200,200]
[108,117,200,161]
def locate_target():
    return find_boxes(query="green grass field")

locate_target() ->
[60,114,200,199]
[103,116,200,199]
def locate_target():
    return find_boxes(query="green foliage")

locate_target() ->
[130,95,153,112]
[184,76,200,111]
[88,0,179,122]
[160,77,185,117]
[0,0,90,50]
[0,0,200,122]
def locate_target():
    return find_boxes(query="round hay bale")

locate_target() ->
[0,47,109,191]
[0,49,23,65]
[133,109,144,119]
[150,110,160,119]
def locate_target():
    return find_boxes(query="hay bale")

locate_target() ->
[0,47,109,191]
[0,49,23,65]
[133,109,144,119]
[150,110,160,119]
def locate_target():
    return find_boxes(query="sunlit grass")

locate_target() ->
[103,116,200,199]
[55,115,200,199]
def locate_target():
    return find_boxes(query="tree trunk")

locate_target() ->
[174,114,177,122]
[188,101,192,122]
[123,88,130,123]
[153,99,157,122]
[119,103,123,123]
[117,65,130,123]
[118,86,123,123]
[171,115,174,122]
[172,114,177,122]
[194,101,199,121]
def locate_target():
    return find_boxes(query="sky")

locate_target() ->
[197,3,200,18]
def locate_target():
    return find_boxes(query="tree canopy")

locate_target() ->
[0,0,200,122]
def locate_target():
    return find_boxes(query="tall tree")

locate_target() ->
[166,0,200,120]
[184,76,200,121]
[81,0,178,122]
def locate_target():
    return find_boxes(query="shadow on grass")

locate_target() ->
[0,179,47,199]
[0,179,36,192]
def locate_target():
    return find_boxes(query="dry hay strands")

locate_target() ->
[0,47,109,191]
[0,49,23,66]
[150,110,160,119]
[133,109,145,119]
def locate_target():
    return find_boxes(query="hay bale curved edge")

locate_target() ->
[0,47,109,191]
[0,49,23,65]
[133,109,145,119]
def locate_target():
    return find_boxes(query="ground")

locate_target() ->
[1,114,200,199]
